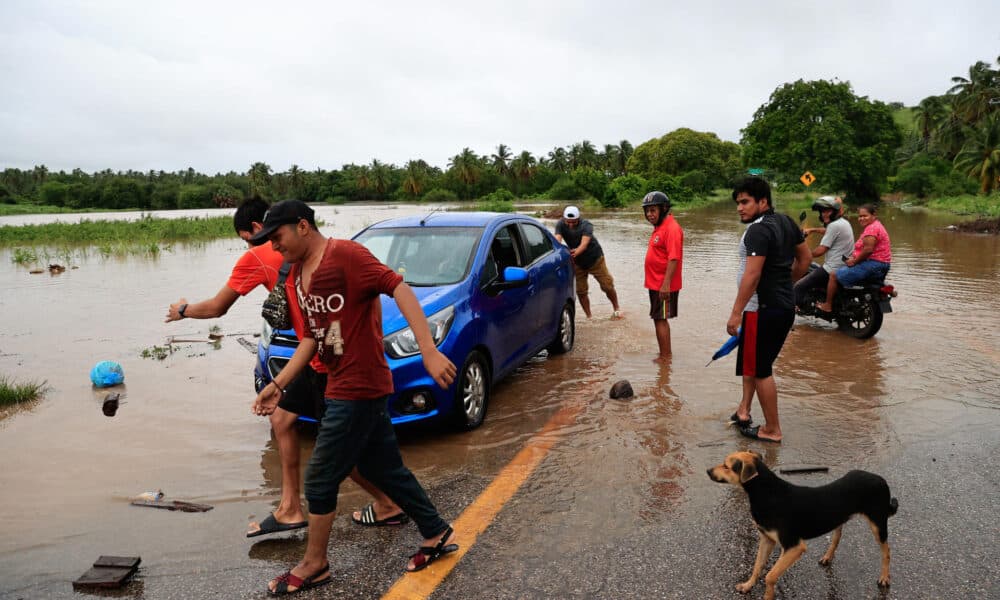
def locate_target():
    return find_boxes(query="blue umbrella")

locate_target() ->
[706,329,740,367]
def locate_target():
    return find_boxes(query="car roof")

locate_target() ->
[362,211,528,229]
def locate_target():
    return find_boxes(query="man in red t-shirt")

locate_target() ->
[251,200,458,594]
[642,191,683,361]
[165,198,405,539]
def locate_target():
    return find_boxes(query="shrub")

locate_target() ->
[475,188,515,212]
[571,167,608,203]
[605,174,649,208]
[422,188,459,203]
[679,170,710,194]
[644,174,695,205]
[546,177,586,200]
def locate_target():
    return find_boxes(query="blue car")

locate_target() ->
[254,212,576,429]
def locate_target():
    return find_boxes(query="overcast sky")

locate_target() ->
[2,1,998,174]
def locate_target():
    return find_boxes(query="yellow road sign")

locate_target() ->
[800,171,816,186]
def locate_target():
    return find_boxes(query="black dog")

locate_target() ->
[707,451,898,600]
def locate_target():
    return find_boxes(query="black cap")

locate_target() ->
[249,200,316,245]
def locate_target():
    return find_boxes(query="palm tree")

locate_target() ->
[570,140,598,169]
[287,164,304,198]
[490,144,512,177]
[402,160,430,198]
[547,147,569,172]
[948,58,1000,126]
[448,148,482,187]
[602,144,621,176]
[510,151,537,183]
[370,159,393,197]
[619,140,634,172]
[248,162,272,198]
[914,96,949,146]
[954,114,1000,193]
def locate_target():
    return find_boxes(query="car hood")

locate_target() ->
[380,282,463,335]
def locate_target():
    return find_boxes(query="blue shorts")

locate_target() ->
[836,260,890,287]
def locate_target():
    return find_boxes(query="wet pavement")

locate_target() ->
[1,202,999,599]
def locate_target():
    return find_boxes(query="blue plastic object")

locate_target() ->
[706,328,741,366]
[90,361,124,387]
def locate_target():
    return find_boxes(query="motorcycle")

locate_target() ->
[795,262,897,339]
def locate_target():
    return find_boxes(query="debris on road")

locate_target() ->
[72,555,140,590]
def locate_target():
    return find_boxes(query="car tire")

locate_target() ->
[546,302,575,355]
[454,350,489,430]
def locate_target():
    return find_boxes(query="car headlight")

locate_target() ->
[384,305,455,359]
[260,319,273,350]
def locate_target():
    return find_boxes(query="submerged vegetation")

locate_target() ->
[2,214,233,261]
[0,376,48,407]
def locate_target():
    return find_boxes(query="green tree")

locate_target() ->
[510,151,537,184]
[490,144,512,178]
[248,162,272,198]
[546,147,570,172]
[447,148,483,198]
[401,160,431,198]
[741,79,902,201]
[177,184,213,209]
[628,128,740,189]
[954,114,1000,193]
[948,57,1000,127]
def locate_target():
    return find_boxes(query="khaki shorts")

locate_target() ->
[575,256,616,297]
[648,289,679,320]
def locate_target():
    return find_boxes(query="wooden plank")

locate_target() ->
[130,499,213,512]
[93,556,141,569]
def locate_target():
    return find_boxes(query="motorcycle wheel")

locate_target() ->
[836,296,883,339]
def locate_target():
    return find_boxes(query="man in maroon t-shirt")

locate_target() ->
[164,198,405,538]
[251,200,458,594]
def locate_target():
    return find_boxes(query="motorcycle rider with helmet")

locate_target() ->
[793,196,855,310]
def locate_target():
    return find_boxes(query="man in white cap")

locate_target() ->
[554,205,622,319]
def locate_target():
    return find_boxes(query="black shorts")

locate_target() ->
[277,365,327,420]
[648,289,679,320]
[735,307,794,378]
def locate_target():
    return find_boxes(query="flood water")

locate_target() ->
[1,202,999,598]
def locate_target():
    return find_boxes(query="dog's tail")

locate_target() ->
[888,497,899,517]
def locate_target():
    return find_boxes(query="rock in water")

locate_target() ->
[102,392,120,416]
[609,380,634,399]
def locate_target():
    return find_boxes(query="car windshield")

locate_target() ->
[356,226,483,286]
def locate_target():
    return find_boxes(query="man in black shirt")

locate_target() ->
[554,206,622,320]
[727,178,811,443]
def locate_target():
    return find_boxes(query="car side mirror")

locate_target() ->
[488,266,529,292]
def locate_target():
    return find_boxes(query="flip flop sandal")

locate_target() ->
[739,425,781,444]
[352,503,410,527]
[729,412,753,428]
[405,525,459,572]
[268,563,331,596]
[247,513,309,538]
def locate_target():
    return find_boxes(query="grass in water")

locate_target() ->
[141,345,173,360]
[0,214,235,247]
[0,376,48,407]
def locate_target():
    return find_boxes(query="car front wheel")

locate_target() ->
[454,350,489,430]
[546,302,575,355]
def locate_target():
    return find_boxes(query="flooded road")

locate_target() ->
[1,202,999,599]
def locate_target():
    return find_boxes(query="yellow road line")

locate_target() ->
[381,400,584,600]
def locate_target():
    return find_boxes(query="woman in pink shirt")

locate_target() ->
[816,204,891,314]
